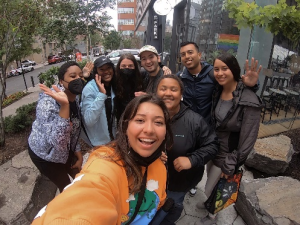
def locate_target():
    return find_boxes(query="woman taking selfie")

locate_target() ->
[32,94,173,225]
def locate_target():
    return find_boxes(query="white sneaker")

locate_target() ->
[189,188,197,197]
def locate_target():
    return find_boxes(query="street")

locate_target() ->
[5,62,64,96]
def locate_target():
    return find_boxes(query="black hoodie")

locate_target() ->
[167,102,219,192]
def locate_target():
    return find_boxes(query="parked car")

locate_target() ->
[48,55,63,64]
[21,59,36,66]
[9,68,22,76]
[22,64,34,73]
[107,49,140,66]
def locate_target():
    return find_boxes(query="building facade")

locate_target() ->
[117,0,137,36]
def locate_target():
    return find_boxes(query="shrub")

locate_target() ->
[38,66,60,87]
[77,59,88,69]
[4,102,37,133]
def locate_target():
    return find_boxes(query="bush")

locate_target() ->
[4,102,37,133]
[38,66,60,87]
[2,92,28,108]
[77,59,88,69]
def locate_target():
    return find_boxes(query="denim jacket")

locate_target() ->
[80,79,116,147]
[28,88,81,164]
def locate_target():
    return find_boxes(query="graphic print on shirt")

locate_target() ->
[121,179,159,224]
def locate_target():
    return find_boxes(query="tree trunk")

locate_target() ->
[0,67,7,147]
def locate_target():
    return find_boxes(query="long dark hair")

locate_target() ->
[115,53,143,99]
[109,94,173,194]
[214,53,241,81]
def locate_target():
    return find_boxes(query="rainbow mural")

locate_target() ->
[217,34,239,52]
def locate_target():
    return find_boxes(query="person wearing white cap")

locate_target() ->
[138,45,171,94]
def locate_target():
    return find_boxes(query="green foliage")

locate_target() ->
[4,102,37,133]
[164,33,172,53]
[224,0,300,47]
[39,66,60,88]
[2,92,28,108]
[103,31,122,50]
[38,0,115,52]
[122,38,132,49]
[77,60,88,69]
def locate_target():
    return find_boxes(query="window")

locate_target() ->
[118,8,134,14]
[118,19,134,25]
[122,30,134,36]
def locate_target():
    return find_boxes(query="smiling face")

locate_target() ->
[157,78,181,116]
[127,102,166,158]
[140,51,160,75]
[96,63,114,86]
[213,59,235,86]
[180,44,202,74]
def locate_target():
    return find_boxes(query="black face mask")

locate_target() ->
[63,78,84,95]
[129,140,166,167]
[120,68,135,79]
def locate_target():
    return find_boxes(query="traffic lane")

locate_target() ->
[5,62,64,96]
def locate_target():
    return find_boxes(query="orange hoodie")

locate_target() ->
[32,146,167,225]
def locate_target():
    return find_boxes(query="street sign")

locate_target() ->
[154,15,158,39]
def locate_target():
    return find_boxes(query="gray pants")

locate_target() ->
[204,161,222,198]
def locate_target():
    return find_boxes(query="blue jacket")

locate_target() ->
[81,80,116,147]
[178,62,216,122]
[28,89,81,164]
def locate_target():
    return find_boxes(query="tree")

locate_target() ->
[224,0,300,47]
[102,30,122,51]
[38,0,115,59]
[122,38,132,49]
[164,32,172,53]
[0,0,45,147]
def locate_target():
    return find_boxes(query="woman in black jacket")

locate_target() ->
[151,75,219,224]
[195,54,262,225]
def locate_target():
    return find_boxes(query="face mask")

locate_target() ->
[63,78,84,95]
[120,68,135,79]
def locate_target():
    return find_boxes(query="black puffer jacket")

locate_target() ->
[211,81,262,175]
[167,103,219,192]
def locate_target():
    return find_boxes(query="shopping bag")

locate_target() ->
[204,170,243,214]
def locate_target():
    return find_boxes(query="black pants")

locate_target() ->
[28,147,79,192]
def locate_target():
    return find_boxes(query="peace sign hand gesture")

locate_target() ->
[95,74,106,95]
[242,57,262,87]
[39,84,69,106]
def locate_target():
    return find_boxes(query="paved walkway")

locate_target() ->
[2,65,300,224]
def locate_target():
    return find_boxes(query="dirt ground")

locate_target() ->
[0,127,300,181]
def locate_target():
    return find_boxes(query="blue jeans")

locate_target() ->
[150,190,186,225]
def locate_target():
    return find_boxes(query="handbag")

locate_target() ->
[204,169,243,214]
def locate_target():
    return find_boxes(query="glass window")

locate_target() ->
[118,19,134,25]
[118,8,134,14]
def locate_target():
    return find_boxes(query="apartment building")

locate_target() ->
[117,0,137,36]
